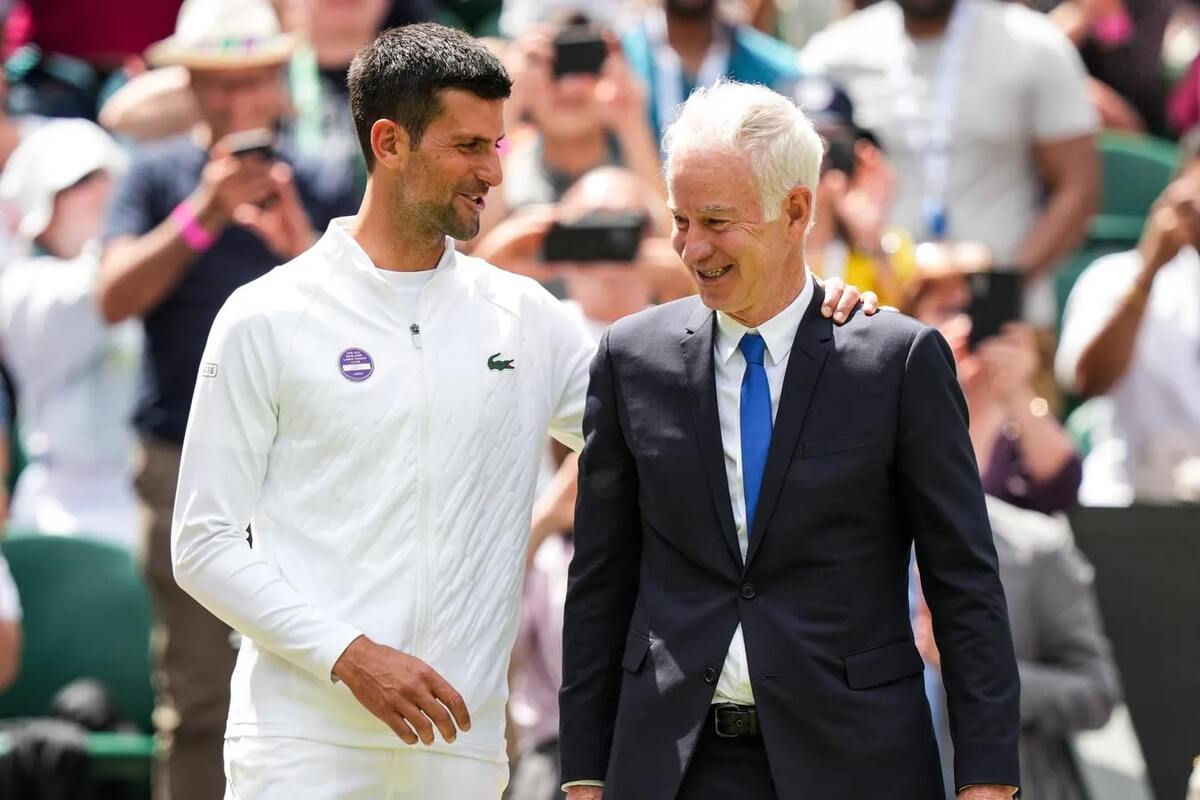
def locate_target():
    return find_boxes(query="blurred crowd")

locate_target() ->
[0,0,1195,797]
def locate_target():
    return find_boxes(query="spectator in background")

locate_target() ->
[801,0,1100,328]
[795,76,918,307]
[0,72,46,267]
[2,0,182,119]
[508,452,577,800]
[474,166,688,299]
[622,0,802,146]
[914,496,1121,800]
[1056,131,1200,506]
[95,0,359,796]
[0,550,20,691]
[472,17,662,247]
[903,242,1083,515]
[102,0,390,188]
[1045,0,1173,136]
[498,0,632,39]
[280,0,390,176]
[0,120,142,551]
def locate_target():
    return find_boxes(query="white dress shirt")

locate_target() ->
[711,273,813,706]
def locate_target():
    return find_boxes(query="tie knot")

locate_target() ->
[739,333,767,366]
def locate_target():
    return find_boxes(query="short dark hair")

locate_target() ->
[348,23,512,171]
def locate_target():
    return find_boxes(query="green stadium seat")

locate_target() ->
[1091,132,1178,242]
[0,534,156,783]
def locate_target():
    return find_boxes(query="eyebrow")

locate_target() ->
[452,134,505,146]
[697,205,735,216]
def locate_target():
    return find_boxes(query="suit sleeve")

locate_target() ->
[1018,542,1121,735]
[558,328,643,785]
[898,326,1022,791]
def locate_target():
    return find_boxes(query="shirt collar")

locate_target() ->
[319,216,457,284]
[715,270,814,366]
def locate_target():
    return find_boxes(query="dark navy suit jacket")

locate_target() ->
[559,284,1021,799]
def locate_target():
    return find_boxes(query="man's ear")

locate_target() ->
[784,185,813,243]
[371,119,411,172]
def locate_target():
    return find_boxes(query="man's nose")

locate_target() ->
[680,228,715,267]
[478,147,503,188]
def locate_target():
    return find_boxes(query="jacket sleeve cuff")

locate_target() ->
[322,624,365,684]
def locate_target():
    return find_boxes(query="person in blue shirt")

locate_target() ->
[621,0,801,146]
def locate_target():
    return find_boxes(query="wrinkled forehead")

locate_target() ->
[666,145,759,214]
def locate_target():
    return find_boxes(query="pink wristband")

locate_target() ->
[171,200,217,252]
[1092,9,1133,47]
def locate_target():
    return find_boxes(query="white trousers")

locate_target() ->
[223,737,509,800]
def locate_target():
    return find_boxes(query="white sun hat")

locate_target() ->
[146,0,296,70]
[0,119,129,241]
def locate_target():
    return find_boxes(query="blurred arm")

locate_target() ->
[1017,135,1099,280]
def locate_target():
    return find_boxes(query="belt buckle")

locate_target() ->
[713,703,742,738]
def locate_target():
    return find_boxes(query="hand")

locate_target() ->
[938,314,989,407]
[820,276,880,324]
[595,45,649,135]
[332,636,471,746]
[503,27,555,126]
[828,140,896,255]
[958,785,1018,800]
[193,135,277,224]
[471,204,558,276]
[231,161,317,260]
[565,787,604,800]
[1136,172,1200,279]
[975,322,1039,409]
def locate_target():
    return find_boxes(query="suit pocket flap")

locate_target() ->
[843,639,923,689]
[621,631,651,673]
[802,429,878,458]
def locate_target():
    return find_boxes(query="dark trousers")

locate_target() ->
[138,436,236,800]
[675,715,779,800]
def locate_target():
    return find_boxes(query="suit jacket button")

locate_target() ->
[703,667,718,684]
[740,583,757,599]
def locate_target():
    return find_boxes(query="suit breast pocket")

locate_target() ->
[801,428,879,459]
[621,630,651,674]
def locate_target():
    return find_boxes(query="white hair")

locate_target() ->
[662,80,824,225]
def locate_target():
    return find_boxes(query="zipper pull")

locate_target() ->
[409,323,422,350]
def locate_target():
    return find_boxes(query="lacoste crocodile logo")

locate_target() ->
[488,353,515,371]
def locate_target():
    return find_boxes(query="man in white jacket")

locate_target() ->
[173,23,873,800]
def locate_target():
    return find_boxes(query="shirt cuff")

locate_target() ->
[561,780,605,790]
[957,785,1019,798]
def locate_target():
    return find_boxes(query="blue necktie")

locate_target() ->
[739,333,772,536]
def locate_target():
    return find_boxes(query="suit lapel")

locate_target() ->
[744,284,833,570]
[680,302,743,569]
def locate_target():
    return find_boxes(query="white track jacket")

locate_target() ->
[172,218,594,764]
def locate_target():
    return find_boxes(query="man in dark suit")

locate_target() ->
[559,80,1021,800]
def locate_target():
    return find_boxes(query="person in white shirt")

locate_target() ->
[174,25,874,800]
[1056,134,1200,506]
[0,119,142,551]
[800,0,1099,325]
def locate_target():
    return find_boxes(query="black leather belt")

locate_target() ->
[711,703,759,738]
